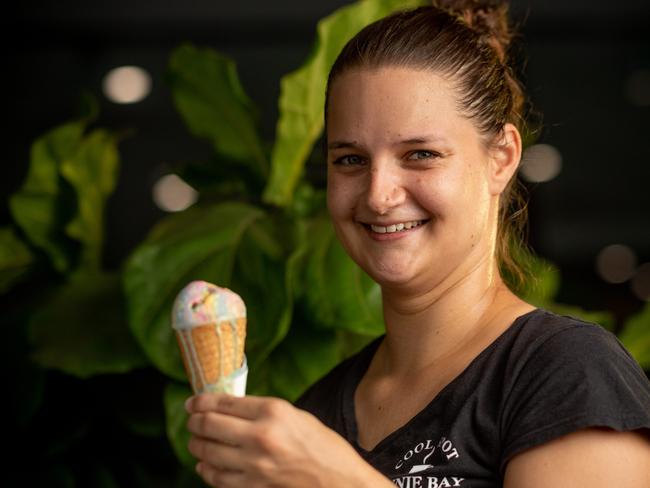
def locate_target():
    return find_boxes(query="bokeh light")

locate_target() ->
[630,263,650,302]
[625,69,650,107]
[102,65,152,104]
[519,144,562,183]
[595,244,638,284]
[152,174,198,212]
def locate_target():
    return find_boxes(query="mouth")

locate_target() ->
[361,219,429,235]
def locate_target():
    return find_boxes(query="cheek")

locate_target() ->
[411,175,451,216]
[327,173,356,219]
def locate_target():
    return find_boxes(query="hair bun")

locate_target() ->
[434,0,512,63]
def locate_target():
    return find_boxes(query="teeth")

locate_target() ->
[370,220,424,234]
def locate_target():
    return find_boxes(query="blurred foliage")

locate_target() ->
[2,0,648,486]
[619,303,650,370]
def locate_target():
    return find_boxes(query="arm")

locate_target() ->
[504,427,650,488]
[185,393,394,488]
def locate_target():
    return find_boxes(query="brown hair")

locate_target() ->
[325,0,535,293]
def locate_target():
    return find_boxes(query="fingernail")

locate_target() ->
[185,397,193,412]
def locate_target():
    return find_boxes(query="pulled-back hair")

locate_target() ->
[325,0,534,293]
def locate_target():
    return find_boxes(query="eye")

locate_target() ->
[407,150,439,161]
[332,154,366,166]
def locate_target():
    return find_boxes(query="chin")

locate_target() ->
[363,262,416,288]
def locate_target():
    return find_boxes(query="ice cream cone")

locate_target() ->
[172,281,247,395]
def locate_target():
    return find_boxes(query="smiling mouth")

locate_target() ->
[363,219,428,234]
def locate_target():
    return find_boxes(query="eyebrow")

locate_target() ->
[327,135,448,150]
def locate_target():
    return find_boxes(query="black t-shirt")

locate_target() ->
[295,308,650,487]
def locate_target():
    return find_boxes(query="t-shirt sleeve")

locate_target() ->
[500,323,650,470]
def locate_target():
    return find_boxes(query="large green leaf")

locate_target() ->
[28,272,149,377]
[10,122,85,272]
[61,128,120,271]
[298,215,383,334]
[0,227,34,293]
[267,322,340,402]
[619,303,650,369]
[263,0,425,206]
[124,202,292,381]
[168,44,267,180]
[9,121,120,274]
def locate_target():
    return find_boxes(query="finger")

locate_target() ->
[188,435,246,470]
[196,461,244,488]
[187,412,249,445]
[186,394,236,414]
[188,394,291,421]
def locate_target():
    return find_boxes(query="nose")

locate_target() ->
[365,161,406,215]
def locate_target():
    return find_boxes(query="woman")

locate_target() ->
[184,2,650,486]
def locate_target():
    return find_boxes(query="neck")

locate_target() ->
[378,254,521,377]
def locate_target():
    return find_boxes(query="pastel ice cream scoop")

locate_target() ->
[172,281,247,395]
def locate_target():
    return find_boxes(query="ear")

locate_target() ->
[487,123,522,196]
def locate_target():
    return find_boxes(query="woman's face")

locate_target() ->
[326,67,501,292]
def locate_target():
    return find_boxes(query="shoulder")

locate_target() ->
[504,308,642,376]
[509,307,617,348]
[500,308,650,469]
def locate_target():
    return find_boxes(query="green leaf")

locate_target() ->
[168,44,267,180]
[164,381,195,470]
[619,303,650,369]
[61,129,120,271]
[9,120,120,274]
[299,215,383,334]
[263,0,426,206]
[124,202,292,381]
[0,227,35,293]
[28,272,149,377]
[267,323,340,402]
[10,121,85,272]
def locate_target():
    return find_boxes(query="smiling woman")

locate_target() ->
[326,67,512,289]
[184,1,650,487]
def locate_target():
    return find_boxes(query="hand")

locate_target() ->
[185,393,391,488]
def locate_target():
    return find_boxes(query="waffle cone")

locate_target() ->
[175,317,246,394]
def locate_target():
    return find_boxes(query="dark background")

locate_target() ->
[8,0,650,324]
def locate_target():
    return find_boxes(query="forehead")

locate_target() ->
[326,66,472,142]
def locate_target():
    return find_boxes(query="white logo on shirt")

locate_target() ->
[392,436,464,487]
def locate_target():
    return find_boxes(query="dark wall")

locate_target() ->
[8,0,650,319]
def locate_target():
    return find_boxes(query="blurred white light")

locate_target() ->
[102,65,151,104]
[595,244,638,284]
[152,174,198,212]
[630,262,650,302]
[625,69,650,107]
[519,144,562,183]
